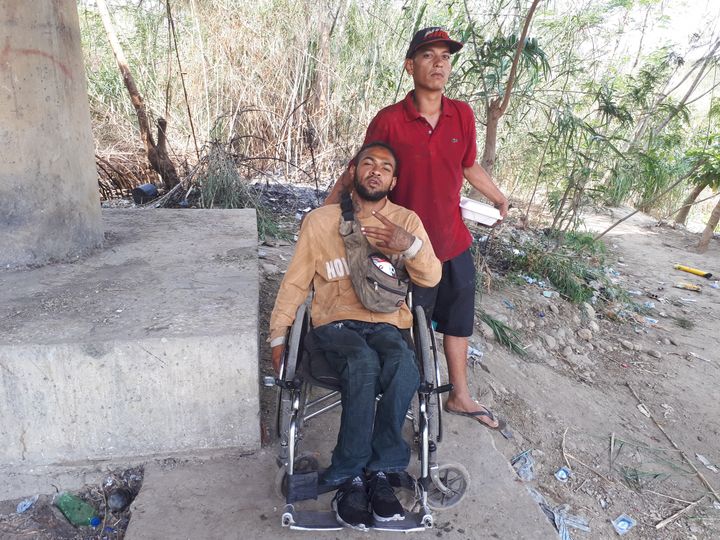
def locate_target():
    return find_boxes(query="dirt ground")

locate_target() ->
[256,196,720,539]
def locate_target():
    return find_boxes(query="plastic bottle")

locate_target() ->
[54,492,101,527]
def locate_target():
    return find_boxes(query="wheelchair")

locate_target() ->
[264,295,471,532]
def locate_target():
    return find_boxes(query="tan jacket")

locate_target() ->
[269,199,442,342]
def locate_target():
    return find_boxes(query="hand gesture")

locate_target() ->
[361,211,415,252]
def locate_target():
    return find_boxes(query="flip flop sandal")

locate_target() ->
[443,405,507,431]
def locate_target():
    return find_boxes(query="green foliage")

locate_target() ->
[510,244,595,303]
[687,135,720,190]
[198,144,283,239]
[477,310,526,356]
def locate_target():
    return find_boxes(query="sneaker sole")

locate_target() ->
[332,498,371,531]
[373,511,405,522]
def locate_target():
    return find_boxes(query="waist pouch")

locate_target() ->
[339,193,409,313]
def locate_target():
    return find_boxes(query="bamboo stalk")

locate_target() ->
[655,497,704,530]
[626,383,720,503]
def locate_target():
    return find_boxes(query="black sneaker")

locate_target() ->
[369,471,405,522]
[332,476,372,531]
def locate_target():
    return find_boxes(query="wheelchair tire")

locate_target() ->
[413,307,439,442]
[426,462,470,511]
[275,302,309,439]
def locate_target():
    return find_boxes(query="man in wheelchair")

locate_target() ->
[269,142,441,530]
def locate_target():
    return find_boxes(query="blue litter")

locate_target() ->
[16,495,38,514]
[503,299,516,309]
[511,449,535,482]
[611,514,636,535]
[554,467,572,483]
[527,488,590,540]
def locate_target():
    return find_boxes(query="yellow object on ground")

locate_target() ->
[674,264,712,279]
[673,282,702,292]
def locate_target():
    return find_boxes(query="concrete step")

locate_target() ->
[0,209,260,500]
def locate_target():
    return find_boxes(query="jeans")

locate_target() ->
[306,320,420,485]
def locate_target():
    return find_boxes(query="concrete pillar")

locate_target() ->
[0,1,102,268]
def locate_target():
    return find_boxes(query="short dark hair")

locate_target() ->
[354,141,400,175]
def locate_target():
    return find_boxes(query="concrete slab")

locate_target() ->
[125,404,555,540]
[0,209,259,500]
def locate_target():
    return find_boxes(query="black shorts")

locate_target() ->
[413,249,475,337]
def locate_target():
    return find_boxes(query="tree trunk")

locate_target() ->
[96,0,179,190]
[675,181,708,225]
[697,197,720,253]
[469,0,541,199]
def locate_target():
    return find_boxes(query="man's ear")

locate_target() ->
[390,176,397,191]
[404,58,414,76]
[348,163,356,179]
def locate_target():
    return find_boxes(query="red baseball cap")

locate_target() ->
[406,27,463,59]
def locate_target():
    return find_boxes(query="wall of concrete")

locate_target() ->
[0,209,260,500]
[0,1,103,268]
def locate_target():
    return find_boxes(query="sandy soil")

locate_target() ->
[256,204,720,539]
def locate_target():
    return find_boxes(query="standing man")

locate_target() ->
[325,27,508,431]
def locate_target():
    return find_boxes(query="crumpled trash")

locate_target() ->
[527,488,590,540]
[696,454,719,473]
[503,299,516,309]
[467,345,484,367]
[16,495,39,514]
[511,449,536,482]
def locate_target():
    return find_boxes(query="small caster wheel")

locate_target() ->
[427,463,470,510]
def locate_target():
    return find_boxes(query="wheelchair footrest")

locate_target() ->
[286,471,318,503]
[281,505,433,532]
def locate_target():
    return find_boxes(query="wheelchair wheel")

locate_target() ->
[275,302,309,439]
[413,307,440,442]
[426,462,470,510]
[273,452,320,500]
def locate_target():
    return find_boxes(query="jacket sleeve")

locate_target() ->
[269,216,317,342]
[402,213,442,288]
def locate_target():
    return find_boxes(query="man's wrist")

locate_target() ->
[402,236,422,259]
[269,336,286,348]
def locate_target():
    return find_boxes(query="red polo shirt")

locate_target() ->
[362,91,477,262]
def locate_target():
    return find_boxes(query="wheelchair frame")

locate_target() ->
[266,300,470,531]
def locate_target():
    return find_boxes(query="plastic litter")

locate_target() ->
[522,275,537,284]
[554,467,572,483]
[503,299,516,309]
[643,301,655,309]
[16,494,38,514]
[674,282,701,292]
[611,514,636,535]
[54,492,101,527]
[107,488,134,512]
[711,281,720,289]
[527,488,590,540]
[644,317,659,325]
[543,291,559,298]
[674,263,712,279]
[627,290,642,296]
[696,454,719,473]
[511,449,536,482]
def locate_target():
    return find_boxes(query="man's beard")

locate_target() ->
[354,172,389,202]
